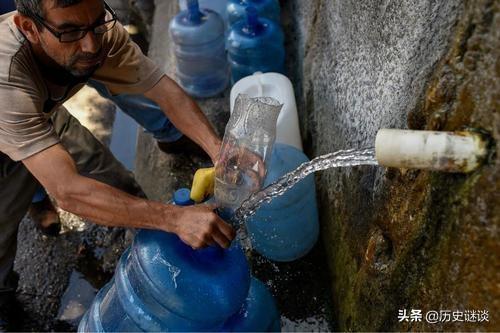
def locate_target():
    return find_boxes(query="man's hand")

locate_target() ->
[171,204,235,249]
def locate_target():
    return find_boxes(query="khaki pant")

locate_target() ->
[0,107,143,302]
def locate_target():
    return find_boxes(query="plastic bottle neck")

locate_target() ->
[186,0,202,24]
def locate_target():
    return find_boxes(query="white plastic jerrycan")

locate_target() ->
[230,72,303,151]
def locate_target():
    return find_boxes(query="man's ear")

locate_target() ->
[13,14,40,44]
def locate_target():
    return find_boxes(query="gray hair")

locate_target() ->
[15,0,84,19]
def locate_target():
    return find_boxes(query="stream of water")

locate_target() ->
[233,148,378,224]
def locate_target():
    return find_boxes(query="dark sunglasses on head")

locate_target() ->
[30,1,117,43]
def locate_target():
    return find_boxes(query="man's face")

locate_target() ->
[37,0,107,77]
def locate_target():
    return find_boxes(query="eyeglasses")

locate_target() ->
[31,1,117,43]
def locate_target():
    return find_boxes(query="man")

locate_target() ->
[0,0,233,328]
[0,0,201,238]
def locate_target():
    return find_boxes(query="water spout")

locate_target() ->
[375,129,489,173]
[231,129,489,226]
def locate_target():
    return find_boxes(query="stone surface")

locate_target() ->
[283,0,499,331]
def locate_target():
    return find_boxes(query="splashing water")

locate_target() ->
[233,148,378,224]
[153,250,181,289]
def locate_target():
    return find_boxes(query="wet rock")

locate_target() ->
[283,0,499,331]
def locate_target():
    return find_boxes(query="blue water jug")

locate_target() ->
[179,0,228,25]
[79,235,251,331]
[169,0,229,97]
[80,189,283,331]
[246,143,319,262]
[222,277,281,332]
[79,188,251,331]
[227,0,280,27]
[79,280,142,332]
[0,0,16,14]
[171,189,282,331]
[227,6,285,84]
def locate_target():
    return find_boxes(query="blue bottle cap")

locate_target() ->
[173,188,195,206]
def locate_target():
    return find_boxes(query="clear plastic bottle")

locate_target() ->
[215,94,282,221]
[227,0,280,27]
[227,6,285,84]
[169,0,229,97]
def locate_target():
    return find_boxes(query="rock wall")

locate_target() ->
[282,0,499,330]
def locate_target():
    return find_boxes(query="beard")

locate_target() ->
[39,39,105,78]
[65,49,105,77]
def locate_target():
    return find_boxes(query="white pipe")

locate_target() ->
[375,129,488,173]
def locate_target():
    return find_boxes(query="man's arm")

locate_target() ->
[144,76,222,163]
[22,144,235,248]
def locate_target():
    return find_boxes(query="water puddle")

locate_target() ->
[56,270,97,327]
[54,244,114,331]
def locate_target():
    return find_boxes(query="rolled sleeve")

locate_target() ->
[0,87,60,161]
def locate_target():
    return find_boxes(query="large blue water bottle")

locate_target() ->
[79,188,281,331]
[173,189,282,331]
[0,0,16,14]
[223,277,281,332]
[79,189,251,331]
[179,0,228,25]
[246,143,320,262]
[227,0,280,27]
[169,0,229,97]
[227,6,285,84]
